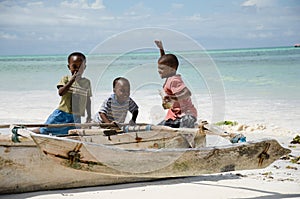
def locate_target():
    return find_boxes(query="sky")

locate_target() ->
[0,0,299,55]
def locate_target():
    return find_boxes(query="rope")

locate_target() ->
[11,126,26,143]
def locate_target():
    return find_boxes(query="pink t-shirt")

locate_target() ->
[163,74,197,120]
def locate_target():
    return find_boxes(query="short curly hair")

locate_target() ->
[68,52,86,63]
[113,77,130,88]
[158,54,179,70]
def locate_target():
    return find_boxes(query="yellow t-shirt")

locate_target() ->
[57,75,92,116]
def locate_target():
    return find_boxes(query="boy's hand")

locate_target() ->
[70,71,82,82]
[85,117,92,123]
[129,119,136,126]
[162,96,173,109]
[163,95,171,101]
[110,121,119,126]
[154,40,163,50]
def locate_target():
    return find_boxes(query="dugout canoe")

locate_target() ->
[0,126,291,194]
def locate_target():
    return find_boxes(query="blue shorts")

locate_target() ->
[40,109,81,135]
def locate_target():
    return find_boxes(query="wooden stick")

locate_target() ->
[0,122,228,137]
[2,121,245,143]
[0,122,129,129]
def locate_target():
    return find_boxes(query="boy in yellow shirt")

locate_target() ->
[34,52,92,135]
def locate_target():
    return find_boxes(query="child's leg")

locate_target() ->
[40,109,76,135]
[163,118,181,128]
[180,115,197,128]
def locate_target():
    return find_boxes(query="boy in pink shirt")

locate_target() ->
[155,40,197,128]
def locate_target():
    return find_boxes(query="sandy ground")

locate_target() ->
[1,123,300,199]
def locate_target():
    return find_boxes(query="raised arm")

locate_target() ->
[154,40,165,56]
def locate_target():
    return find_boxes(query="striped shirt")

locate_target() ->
[98,94,138,123]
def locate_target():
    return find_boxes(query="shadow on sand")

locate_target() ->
[2,172,299,199]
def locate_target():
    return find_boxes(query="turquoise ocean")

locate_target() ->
[0,46,299,132]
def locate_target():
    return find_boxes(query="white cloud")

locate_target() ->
[91,0,105,9]
[241,0,276,9]
[60,0,105,9]
[186,14,209,22]
[124,11,137,16]
[246,32,273,39]
[27,1,44,7]
[124,2,152,16]
[59,14,87,24]
[241,0,256,7]
[0,32,17,40]
[0,0,109,27]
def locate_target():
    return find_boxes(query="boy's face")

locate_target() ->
[68,55,86,76]
[114,80,130,104]
[157,63,176,79]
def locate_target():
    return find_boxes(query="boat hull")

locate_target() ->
[30,134,290,177]
[0,127,291,194]
[0,136,154,194]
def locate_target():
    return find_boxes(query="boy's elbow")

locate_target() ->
[58,87,65,96]
[58,90,64,96]
[185,88,192,96]
[99,112,107,119]
[188,89,192,96]
[132,110,139,118]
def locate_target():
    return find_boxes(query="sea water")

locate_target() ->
[0,46,299,134]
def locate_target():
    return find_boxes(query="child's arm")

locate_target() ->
[58,72,80,96]
[86,96,92,123]
[154,40,165,56]
[166,87,192,101]
[99,112,113,124]
[129,110,139,125]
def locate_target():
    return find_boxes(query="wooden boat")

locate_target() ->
[0,124,291,194]
[0,132,153,194]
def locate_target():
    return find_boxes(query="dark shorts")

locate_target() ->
[158,115,197,128]
[40,109,81,135]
